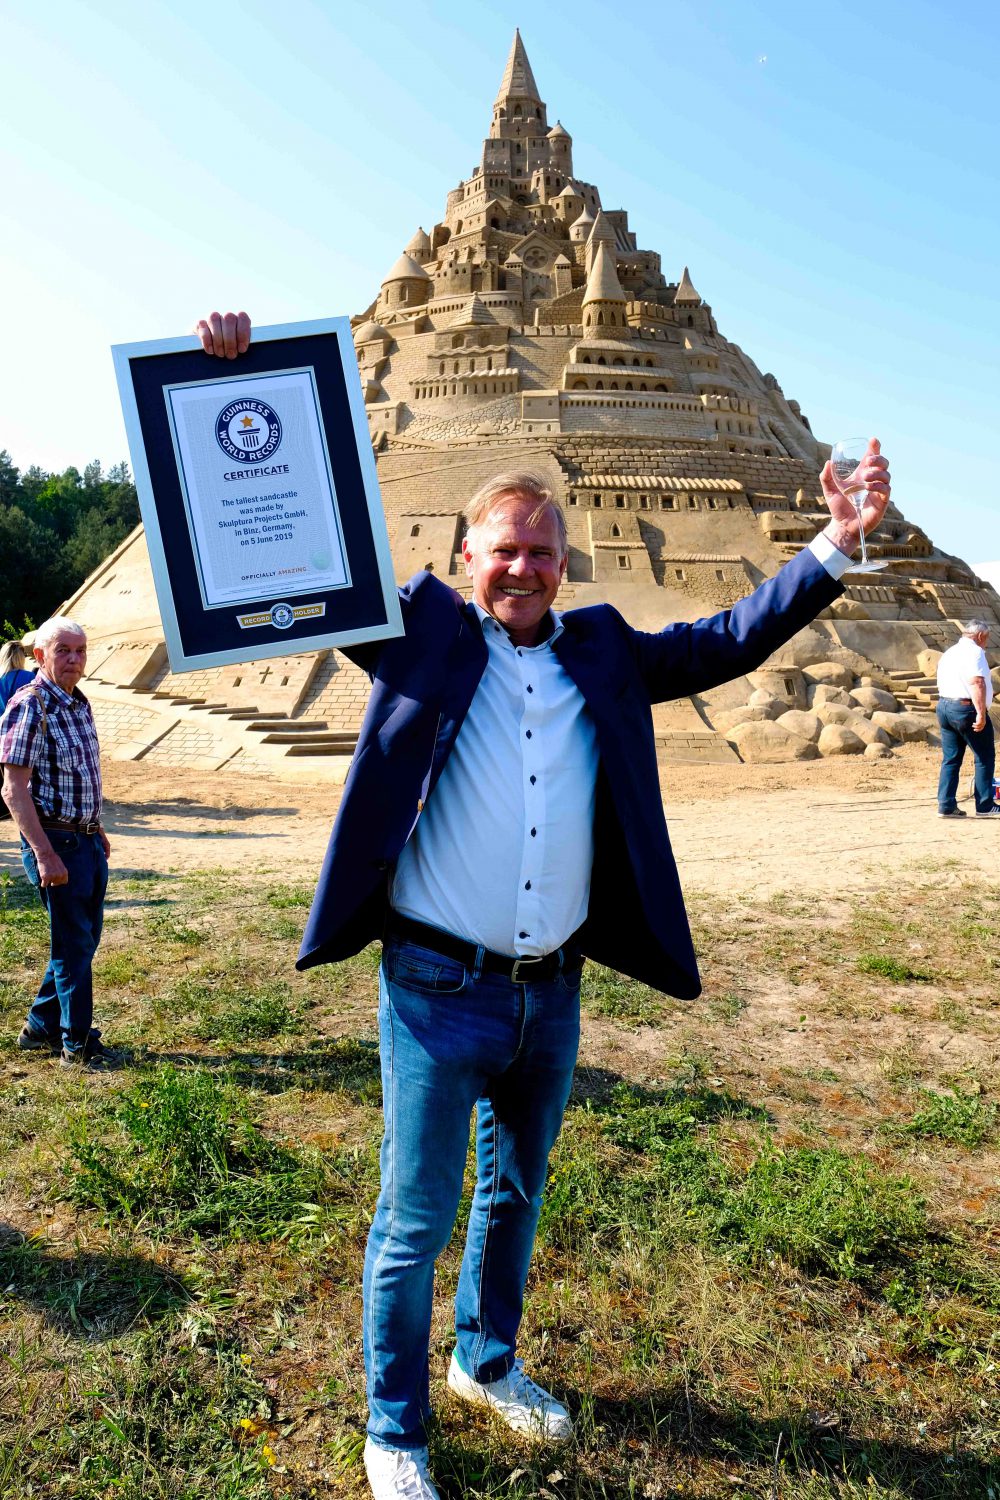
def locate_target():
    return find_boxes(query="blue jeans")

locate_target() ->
[21,829,108,1053]
[936,699,996,813]
[364,931,581,1452]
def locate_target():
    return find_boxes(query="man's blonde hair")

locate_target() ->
[463,471,568,554]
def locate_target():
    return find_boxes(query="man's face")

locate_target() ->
[35,630,87,693]
[462,493,567,647]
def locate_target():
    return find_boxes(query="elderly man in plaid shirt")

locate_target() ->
[0,617,116,1070]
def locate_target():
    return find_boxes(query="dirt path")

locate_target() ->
[2,744,988,899]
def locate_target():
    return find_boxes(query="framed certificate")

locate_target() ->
[112,317,403,671]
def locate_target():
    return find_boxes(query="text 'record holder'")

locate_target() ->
[112,317,404,672]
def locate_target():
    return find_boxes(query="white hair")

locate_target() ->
[33,617,87,652]
[962,620,993,638]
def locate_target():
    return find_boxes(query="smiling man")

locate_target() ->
[0,617,115,1070]
[297,462,891,1500]
[198,305,891,1500]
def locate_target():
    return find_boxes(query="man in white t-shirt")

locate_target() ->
[935,621,998,818]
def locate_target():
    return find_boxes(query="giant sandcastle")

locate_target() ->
[65,32,999,775]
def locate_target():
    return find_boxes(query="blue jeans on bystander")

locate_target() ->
[936,698,996,814]
[21,829,108,1054]
[363,930,581,1453]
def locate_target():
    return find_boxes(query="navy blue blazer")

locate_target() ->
[297,547,843,997]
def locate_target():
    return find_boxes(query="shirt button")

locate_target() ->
[530,827,536,836]
[529,775,536,784]
[526,684,533,693]
[519,930,529,939]
[525,880,531,890]
[525,730,532,739]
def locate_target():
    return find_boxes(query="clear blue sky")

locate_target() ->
[2,0,998,566]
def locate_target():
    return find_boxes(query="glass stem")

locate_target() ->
[854,498,868,565]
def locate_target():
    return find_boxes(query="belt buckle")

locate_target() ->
[510,955,544,984]
[83,820,100,835]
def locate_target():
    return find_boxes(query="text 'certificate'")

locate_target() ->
[165,367,350,610]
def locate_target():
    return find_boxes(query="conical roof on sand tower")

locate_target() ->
[674,266,701,304]
[495,29,541,105]
[583,242,627,305]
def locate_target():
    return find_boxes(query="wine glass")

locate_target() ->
[829,439,887,574]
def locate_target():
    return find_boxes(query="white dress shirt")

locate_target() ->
[391,535,850,957]
[937,637,993,705]
[391,604,599,956]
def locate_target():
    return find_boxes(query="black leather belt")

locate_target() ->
[387,913,581,984]
[38,817,102,835]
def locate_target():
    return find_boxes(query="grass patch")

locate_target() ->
[65,1063,370,1240]
[857,953,932,983]
[580,962,665,1024]
[714,1142,929,1280]
[190,981,305,1043]
[4,865,999,1496]
[264,883,312,909]
[540,1083,981,1300]
[903,1088,998,1148]
[0,1229,188,1335]
[0,1333,277,1499]
[94,948,150,986]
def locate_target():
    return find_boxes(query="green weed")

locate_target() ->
[65,1064,351,1238]
[265,883,312,909]
[714,1143,930,1280]
[857,953,931,983]
[904,1088,997,1148]
[191,982,304,1043]
[580,962,665,1024]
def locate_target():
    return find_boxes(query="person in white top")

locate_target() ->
[935,621,998,817]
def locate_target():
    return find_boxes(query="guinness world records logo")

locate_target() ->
[216,399,282,463]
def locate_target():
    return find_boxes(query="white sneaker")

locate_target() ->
[446,1353,573,1441]
[363,1437,440,1500]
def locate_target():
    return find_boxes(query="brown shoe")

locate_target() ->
[17,1025,61,1054]
[60,1031,118,1072]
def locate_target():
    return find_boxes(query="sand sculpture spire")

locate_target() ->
[674,266,701,304]
[583,242,628,323]
[495,28,541,107]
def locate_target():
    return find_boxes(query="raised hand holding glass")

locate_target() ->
[830,439,887,574]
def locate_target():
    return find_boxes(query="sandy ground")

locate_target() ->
[1,743,991,899]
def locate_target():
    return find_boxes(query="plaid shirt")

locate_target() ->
[0,674,102,824]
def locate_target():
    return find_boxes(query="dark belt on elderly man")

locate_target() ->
[387,912,582,983]
[38,816,102,835]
